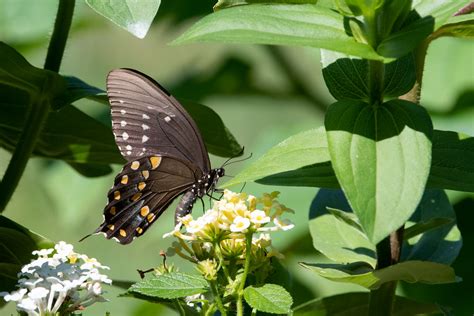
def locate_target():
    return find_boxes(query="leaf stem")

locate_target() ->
[174,299,186,316]
[0,0,75,213]
[236,233,253,316]
[44,0,76,72]
[368,226,404,316]
[209,280,227,316]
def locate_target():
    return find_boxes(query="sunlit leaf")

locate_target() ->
[325,99,433,243]
[244,284,293,314]
[85,0,161,38]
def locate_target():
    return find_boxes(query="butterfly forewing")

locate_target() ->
[107,69,210,173]
[96,155,203,244]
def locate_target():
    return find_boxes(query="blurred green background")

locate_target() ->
[1,0,473,315]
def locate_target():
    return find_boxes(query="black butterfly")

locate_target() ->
[93,68,226,244]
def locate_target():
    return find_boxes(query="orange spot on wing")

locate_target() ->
[150,156,161,170]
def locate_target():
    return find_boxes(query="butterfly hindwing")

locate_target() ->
[107,68,210,173]
[96,155,203,244]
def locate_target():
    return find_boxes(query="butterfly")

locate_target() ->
[93,68,227,244]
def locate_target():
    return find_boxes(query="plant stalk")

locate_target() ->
[209,280,227,316]
[0,0,75,213]
[236,233,253,316]
[44,0,75,72]
[368,226,404,316]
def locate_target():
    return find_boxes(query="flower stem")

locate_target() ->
[236,233,253,316]
[0,0,75,213]
[174,299,186,316]
[209,280,227,316]
[44,0,75,72]
[214,241,231,282]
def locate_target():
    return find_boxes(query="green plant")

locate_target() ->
[1,0,473,315]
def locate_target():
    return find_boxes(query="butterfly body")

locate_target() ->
[92,68,227,244]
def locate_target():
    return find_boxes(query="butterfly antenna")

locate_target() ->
[239,182,247,193]
[78,233,92,243]
[222,152,253,168]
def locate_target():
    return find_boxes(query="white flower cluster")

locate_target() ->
[164,190,294,242]
[1,241,111,316]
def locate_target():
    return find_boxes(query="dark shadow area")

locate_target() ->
[401,197,474,316]
[325,98,433,141]
[309,188,352,220]
[302,261,374,274]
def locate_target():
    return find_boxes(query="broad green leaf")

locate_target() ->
[85,0,160,38]
[224,127,473,192]
[243,284,293,314]
[325,99,433,243]
[173,4,384,61]
[402,190,462,265]
[412,0,472,30]
[180,100,242,157]
[62,76,106,105]
[214,0,317,11]
[223,128,329,187]
[436,13,474,38]
[403,217,453,240]
[0,42,67,109]
[309,189,376,268]
[301,260,457,289]
[429,130,474,192]
[377,15,434,58]
[292,292,443,315]
[321,51,415,100]
[0,100,124,166]
[129,272,208,299]
[256,161,339,188]
[0,216,53,292]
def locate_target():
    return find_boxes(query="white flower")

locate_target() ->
[1,241,111,315]
[230,216,251,232]
[186,219,205,234]
[250,210,270,224]
[1,288,27,302]
[273,217,295,231]
[163,222,182,239]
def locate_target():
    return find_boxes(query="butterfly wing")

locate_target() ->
[95,155,202,244]
[107,68,210,173]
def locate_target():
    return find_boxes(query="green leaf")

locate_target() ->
[309,189,376,267]
[214,0,318,11]
[62,76,106,105]
[402,190,462,265]
[173,4,384,61]
[85,0,161,38]
[325,99,433,244]
[434,13,474,39]
[403,217,453,240]
[0,216,53,292]
[0,42,67,109]
[180,100,242,158]
[256,161,338,188]
[129,272,208,299]
[429,130,474,192]
[301,260,457,289]
[321,51,415,100]
[223,127,329,187]
[292,292,443,316]
[377,15,435,58]
[0,101,124,165]
[224,127,474,192]
[412,0,472,30]
[243,284,293,314]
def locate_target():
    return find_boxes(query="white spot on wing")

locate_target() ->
[142,124,149,130]
[164,116,171,122]
[142,114,150,119]
[120,109,126,115]
[119,100,124,104]
[126,151,132,155]
[122,132,129,140]
[142,148,146,152]
[121,121,127,127]
[126,145,132,150]
[142,135,149,143]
